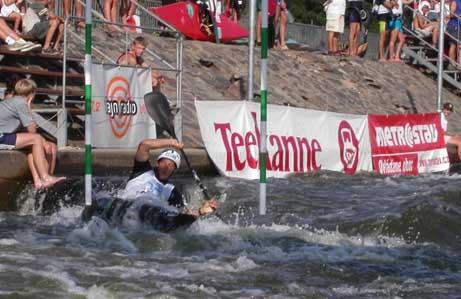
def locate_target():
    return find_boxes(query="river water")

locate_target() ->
[1,172,461,298]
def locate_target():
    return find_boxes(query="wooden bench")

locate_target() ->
[0,65,83,79]
[0,46,83,62]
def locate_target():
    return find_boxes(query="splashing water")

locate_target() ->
[1,173,461,298]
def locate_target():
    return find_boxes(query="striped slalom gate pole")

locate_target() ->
[259,0,268,215]
[84,0,93,206]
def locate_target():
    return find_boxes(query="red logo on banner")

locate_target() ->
[368,113,447,175]
[338,120,359,174]
[105,76,138,139]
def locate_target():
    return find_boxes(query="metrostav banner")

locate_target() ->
[195,101,372,179]
[368,113,449,175]
[91,64,155,148]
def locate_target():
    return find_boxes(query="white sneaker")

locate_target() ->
[7,40,29,51]
[20,42,42,52]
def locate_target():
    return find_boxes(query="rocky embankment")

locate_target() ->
[118,35,459,147]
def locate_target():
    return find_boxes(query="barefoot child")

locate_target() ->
[0,79,65,189]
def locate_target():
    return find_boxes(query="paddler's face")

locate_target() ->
[157,158,177,180]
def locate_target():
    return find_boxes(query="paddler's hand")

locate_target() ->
[198,199,219,216]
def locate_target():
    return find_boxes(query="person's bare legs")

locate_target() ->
[328,31,334,53]
[256,12,262,44]
[53,22,64,51]
[379,30,388,61]
[43,18,59,50]
[389,28,398,60]
[27,153,43,189]
[348,22,360,56]
[15,133,65,187]
[44,141,57,174]
[279,10,288,49]
[10,12,22,33]
[63,0,71,18]
[0,18,22,40]
[394,31,406,62]
[104,0,119,31]
[432,22,439,48]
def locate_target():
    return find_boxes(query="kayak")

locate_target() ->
[81,196,197,232]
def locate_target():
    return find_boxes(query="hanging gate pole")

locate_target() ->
[259,0,268,215]
[84,0,93,206]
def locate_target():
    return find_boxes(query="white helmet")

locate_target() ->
[157,149,181,169]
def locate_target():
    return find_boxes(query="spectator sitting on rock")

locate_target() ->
[324,0,346,55]
[0,79,65,189]
[117,36,164,91]
[22,1,64,55]
[414,1,439,48]
[441,102,461,161]
[0,0,24,34]
[0,18,41,51]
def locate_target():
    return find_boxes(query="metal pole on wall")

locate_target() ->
[436,0,446,111]
[259,0,268,215]
[84,0,93,206]
[247,0,256,101]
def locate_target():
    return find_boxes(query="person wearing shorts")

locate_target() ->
[325,0,346,54]
[388,0,413,61]
[373,0,392,60]
[0,79,65,189]
[0,133,16,150]
[347,0,363,56]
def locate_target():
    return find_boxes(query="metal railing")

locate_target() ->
[56,0,183,147]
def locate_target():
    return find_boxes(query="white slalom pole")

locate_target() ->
[259,0,268,215]
[84,0,93,206]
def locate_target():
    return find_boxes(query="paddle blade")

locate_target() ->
[144,91,176,137]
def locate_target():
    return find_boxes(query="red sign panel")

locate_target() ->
[368,113,448,175]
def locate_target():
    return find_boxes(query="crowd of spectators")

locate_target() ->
[321,0,461,64]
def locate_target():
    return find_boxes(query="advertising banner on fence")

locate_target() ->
[368,113,449,175]
[195,100,372,179]
[91,64,155,148]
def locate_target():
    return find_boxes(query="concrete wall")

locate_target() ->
[287,22,380,60]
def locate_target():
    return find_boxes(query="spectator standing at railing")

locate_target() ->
[274,0,289,50]
[346,0,363,56]
[117,36,164,91]
[0,79,65,189]
[120,0,136,27]
[389,0,414,61]
[104,0,119,36]
[372,0,392,61]
[324,0,346,55]
[447,0,461,67]
[63,0,84,30]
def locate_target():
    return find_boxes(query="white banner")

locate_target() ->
[91,64,155,148]
[195,100,372,179]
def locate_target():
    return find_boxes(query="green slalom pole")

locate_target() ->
[259,0,268,215]
[84,0,93,206]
